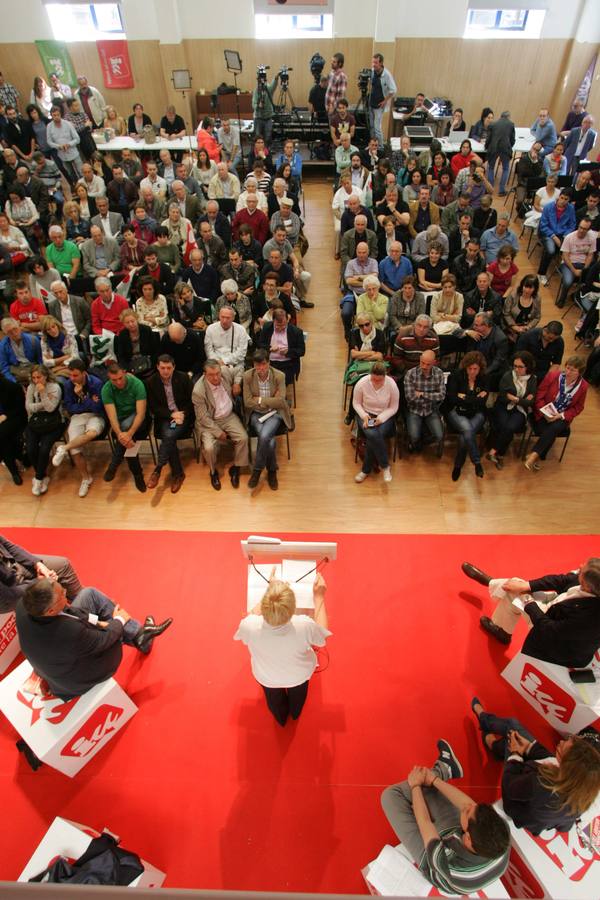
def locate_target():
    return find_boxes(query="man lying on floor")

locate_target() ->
[16,578,172,700]
[462,557,600,668]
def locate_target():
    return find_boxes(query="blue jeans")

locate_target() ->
[369,105,385,147]
[446,410,485,467]
[254,118,273,146]
[156,418,187,475]
[477,710,535,761]
[538,236,560,275]
[251,410,283,472]
[406,411,443,447]
[557,261,584,304]
[487,152,512,193]
[71,587,141,644]
[340,294,356,338]
[357,416,395,472]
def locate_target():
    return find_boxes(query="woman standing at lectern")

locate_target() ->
[234,570,330,726]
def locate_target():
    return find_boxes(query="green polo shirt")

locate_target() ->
[45,239,81,276]
[101,374,146,421]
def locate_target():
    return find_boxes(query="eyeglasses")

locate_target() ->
[359,322,371,328]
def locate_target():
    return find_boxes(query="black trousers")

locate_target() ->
[532,417,569,459]
[261,680,309,726]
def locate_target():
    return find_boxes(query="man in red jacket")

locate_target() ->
[232,194,269,244]
[90,277,129,334]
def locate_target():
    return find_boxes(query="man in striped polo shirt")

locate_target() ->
[381,739,510,894]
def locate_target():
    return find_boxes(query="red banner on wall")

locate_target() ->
[96,40,134,89]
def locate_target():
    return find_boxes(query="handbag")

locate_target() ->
[28,409,63,435]
[129,354,153,376]
[143,124,156,144]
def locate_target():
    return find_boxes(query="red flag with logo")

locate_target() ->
[96,40,134,89]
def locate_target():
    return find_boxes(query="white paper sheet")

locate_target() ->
[366,845,431,897]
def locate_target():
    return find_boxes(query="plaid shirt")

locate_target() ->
[325,70,348,116]
[0,82,19,109]
[404,365,446,416]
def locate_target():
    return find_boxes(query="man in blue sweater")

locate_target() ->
[0,318,41,383]
[537,190,576,285]
[51,359,105,497]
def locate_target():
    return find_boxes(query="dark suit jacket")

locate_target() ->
[48,294,92,339]
[5,118,34,156]
[523,572,600,668]
[106,178,139,212]
[465,325,508,389]
[115,323,159,369]
[146,370,194,423]
[0,534,38,613]
[15,600,124,700]
[23,175,49,217]
[198,212,232,248]
[257,322,305,377]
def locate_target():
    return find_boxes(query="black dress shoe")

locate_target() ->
[248,469,261,489]
[210,470,221,490]
[133,474,147,493]
[267,470,278,490]
[229,465,240,488]
[480,615,511,645]
[451,466,461,481]
[10,469,23,485]
[299,299,315,308]
[103,462,119,482]
[134,617,173,655]
[461,562,492,586]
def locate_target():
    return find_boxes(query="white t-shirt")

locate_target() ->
[234,614,331,688]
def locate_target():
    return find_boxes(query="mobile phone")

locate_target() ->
[569,670,596,684]
[367,418,377,427]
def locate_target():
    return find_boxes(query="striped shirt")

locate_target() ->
[424,828,510,895]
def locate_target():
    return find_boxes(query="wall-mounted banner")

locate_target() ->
[35,40,77,86]
[97,40,134,89]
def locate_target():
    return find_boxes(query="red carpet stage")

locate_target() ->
[0,529,597,892]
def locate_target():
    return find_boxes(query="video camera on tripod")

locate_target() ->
[358,68,371,96]
[279,65,293,88]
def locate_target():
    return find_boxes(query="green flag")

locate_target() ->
[35,40,77,87]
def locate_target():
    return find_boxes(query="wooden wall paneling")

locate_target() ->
[392,38,576,130]
[157,42,196,127]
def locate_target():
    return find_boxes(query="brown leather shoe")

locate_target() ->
[461,562,492,586]
[171,474,185,494]
[146,469,160,490]
[480,616,511,645]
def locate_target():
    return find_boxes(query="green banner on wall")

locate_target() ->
[35,40,77,87]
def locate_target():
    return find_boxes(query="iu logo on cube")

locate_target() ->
[519,662,576,724]
[531,819,600,881]
[16,690,80,727]
[61,704,125,758]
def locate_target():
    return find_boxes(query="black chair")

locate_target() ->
[520,421,571,462]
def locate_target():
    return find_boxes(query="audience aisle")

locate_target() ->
[1,182,598,534]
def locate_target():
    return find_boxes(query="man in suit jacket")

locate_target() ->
[16,166,49,219]
[192,359,248,490]
[485,111,516,195]
[242,348,292,491]
[170,180,202,228]
[463,312,508,390]
[16,578,172,700]
[340,217,378,270]
[408,188,441,238]
[106,164,139,219]
[91,195,124,242]
[145,354,194,493]
[257,307,306,388]
[0,533,81,614]
[47,280,91,339]
[80,226,121,281]
[564,115,597,175]
[199,202,232,249]
[462,558,600,668]
[4,107,34,160]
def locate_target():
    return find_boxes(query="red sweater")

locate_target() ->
[534,369,588,423]
[232,208,269,244]
[91,293,129,335]
[10,296,47,326]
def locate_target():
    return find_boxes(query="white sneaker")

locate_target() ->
[78,477,93,497]
[52,444,68,467]
[31,478,42,496]
[539,275,548,286]
[355,470,368,483]
[40,477,50,494]
[383,467,392,482]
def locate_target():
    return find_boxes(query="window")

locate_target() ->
[464,8,545,39]
[255,14,333,39]
[45,3,125,42]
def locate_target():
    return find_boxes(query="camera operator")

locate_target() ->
[325,53,348,118]
[252,66,279,146]
[370,53,397,148]
[308,75,328,123]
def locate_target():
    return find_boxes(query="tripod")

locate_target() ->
[273,79,306,149]
[353,88,370,129]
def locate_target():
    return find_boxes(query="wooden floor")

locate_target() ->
[2,180,599,534]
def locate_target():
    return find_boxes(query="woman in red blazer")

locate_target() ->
[524,356,588,470]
